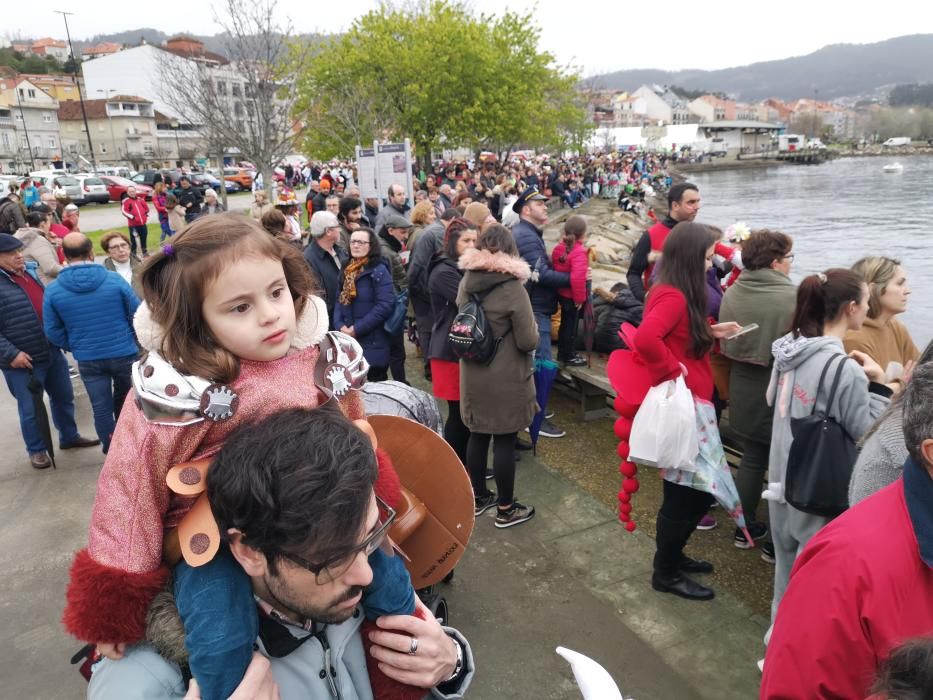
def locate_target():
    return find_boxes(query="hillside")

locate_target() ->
[591,34,933,101]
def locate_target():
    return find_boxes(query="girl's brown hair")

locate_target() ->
[140,213,317,383]
[477,223,518,256]
[657,222,719,358]
[559,215,587,263]
[790,268,865,338]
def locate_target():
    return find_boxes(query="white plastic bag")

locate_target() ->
[628,376,699,470]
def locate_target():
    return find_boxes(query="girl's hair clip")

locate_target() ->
[162,244,176,257]
[817,272,828,284]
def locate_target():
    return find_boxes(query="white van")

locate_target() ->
[882,137,911,147]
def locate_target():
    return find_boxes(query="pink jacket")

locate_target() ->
[121,195,149,227]
[63,343,365,645]
[551,240,588,304]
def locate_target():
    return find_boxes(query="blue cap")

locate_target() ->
[0,233,24,253]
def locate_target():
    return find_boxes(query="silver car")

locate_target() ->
[73,175,110,205]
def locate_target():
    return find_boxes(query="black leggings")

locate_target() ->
[444,400,470,464]
[557,297,579,361]
[659,478,715,523]
[367,365,389,382]
[466,431,518,507]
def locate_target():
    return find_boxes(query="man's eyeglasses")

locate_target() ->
[284,496,396,584]
[349,240,370,247]
[782,253,795,262]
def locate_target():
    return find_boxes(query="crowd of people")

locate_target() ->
[2,148,932,698]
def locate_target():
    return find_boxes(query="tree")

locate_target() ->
[157,0,311,196]
[293,0,589,163]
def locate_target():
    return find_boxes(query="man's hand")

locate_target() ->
[368,598,458,688]
[96,642,126,660]
[184,653,279,699]
[10,351,32,369]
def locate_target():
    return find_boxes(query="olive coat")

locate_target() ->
[456,247,538,434]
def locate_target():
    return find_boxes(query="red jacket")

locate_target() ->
[760,461,933,699]
[551,240,588,304]
[631,284,713,401]
[644,221,735,293]
[121,196,149,227]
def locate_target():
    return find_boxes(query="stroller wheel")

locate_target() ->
[432,596,449,626]
[442,569,455,584]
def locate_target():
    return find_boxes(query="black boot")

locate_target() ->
[651,513,715,601]
[679,555,714,574]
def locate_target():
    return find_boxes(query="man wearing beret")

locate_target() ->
[0,233,99,469]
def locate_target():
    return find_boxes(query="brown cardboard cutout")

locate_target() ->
[369,415,475,589]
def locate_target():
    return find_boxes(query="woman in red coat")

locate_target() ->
[610,222,740,601]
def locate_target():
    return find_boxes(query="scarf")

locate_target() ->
[339,256,369,305]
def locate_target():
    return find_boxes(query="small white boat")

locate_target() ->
[883,162,903,173]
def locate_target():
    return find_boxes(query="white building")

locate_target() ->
[632,85,696,125]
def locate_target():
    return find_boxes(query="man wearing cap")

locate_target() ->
[304,211,348,330]
[0,233,99,469]
[379,213,411,384]
[375,184,411,236]
[511,187,571,439]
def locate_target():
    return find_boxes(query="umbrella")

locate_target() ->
[661,398,752,546]
[528,358,559,454]
[27,372,56,469]
[582,280,596,367]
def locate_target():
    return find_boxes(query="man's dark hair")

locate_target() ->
[63,234,94,260]
[667,182,698,209]
[26,210,48,228]
[440,207,459,222]
[338,196,362,223]
[388,184,401,198]
[903,361,933,468]
[208,405,378,574]
[871,637,933,700]
[741,230,793,271]
[179,176,190,184]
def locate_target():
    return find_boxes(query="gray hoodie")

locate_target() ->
[765,333,890,503]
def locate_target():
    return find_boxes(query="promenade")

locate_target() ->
[0,350,766,699]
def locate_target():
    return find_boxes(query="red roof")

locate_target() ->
[31,37,67,49]
[83,42,122,56]
[57,96,152,121]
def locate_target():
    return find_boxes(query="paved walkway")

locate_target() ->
[0,360,764,699]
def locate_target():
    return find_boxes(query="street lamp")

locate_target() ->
[169,120,182,168]
[97,89,118,165]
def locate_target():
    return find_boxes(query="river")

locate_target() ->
[689,155,932,347]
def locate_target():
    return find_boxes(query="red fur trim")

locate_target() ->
[374,448,402,510]
[361,618,429,700]
[62,548,169,644]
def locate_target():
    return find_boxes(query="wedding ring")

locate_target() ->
[408,636,419,655]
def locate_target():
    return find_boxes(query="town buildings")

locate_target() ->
[58,95,159,167]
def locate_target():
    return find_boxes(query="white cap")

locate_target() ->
[310,211,340,237]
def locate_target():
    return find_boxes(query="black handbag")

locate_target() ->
[784,354,857,518]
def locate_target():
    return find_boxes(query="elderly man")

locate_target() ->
[87,407,474,699]
[121,185,150,258]
[760,362,933,699]
[303,211,347,330]
[374,184,411,235]
[325,194,341,216]
[0,233,98,468]
[43,233,139,453]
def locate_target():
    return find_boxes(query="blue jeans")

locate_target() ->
[78,354,136,453]
[534,311,553,361]
[1,348,79,455]
[174,546,258,700]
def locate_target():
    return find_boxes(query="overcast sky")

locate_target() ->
[6,0,933,75]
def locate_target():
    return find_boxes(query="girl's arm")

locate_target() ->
[64,395,210,645]
[632,288,685,384]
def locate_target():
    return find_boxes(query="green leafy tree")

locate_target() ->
[292,0,589,162]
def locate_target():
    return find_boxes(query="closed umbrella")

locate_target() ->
[582,281,596,367]
[528,358,559,454]
[27,372,56,469]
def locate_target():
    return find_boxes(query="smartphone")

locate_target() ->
[725,323,759,340]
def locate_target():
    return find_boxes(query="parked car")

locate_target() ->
[73,175,111,205]
[806,138,827,150]
[882,137,911,147]
[29,174,83,203]
[223,167,253,189]
[100,176,154,202]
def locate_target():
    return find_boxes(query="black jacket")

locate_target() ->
[512,218,570,315]
[407,221,445,303]
[0,199,26,234]
[427,255,462,362]
[303,241,348,329]
[592,288,644,353]
[174,186,203,222]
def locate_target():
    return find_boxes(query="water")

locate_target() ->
[689,155,932,347]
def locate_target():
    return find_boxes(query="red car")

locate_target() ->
[100,176,154,202]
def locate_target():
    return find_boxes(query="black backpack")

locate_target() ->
[447,281,510,365]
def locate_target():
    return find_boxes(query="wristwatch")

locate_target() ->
[443,637,464,683]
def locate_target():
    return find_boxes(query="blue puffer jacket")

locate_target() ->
[334,260,394,368]
[512,218,570,315]
[43,263,140,361]
[0,261,52,369]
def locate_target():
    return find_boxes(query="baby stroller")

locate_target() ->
[362,382,458,625]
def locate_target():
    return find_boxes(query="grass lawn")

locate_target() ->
[85,223,164,255]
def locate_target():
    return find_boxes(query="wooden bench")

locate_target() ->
[555,355,616,421]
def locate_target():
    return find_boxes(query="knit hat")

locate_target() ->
[309,211,339,238]
[463,202,491,228]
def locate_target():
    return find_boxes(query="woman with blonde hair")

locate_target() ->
[844,256,918,384]
[407,199,436,253]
